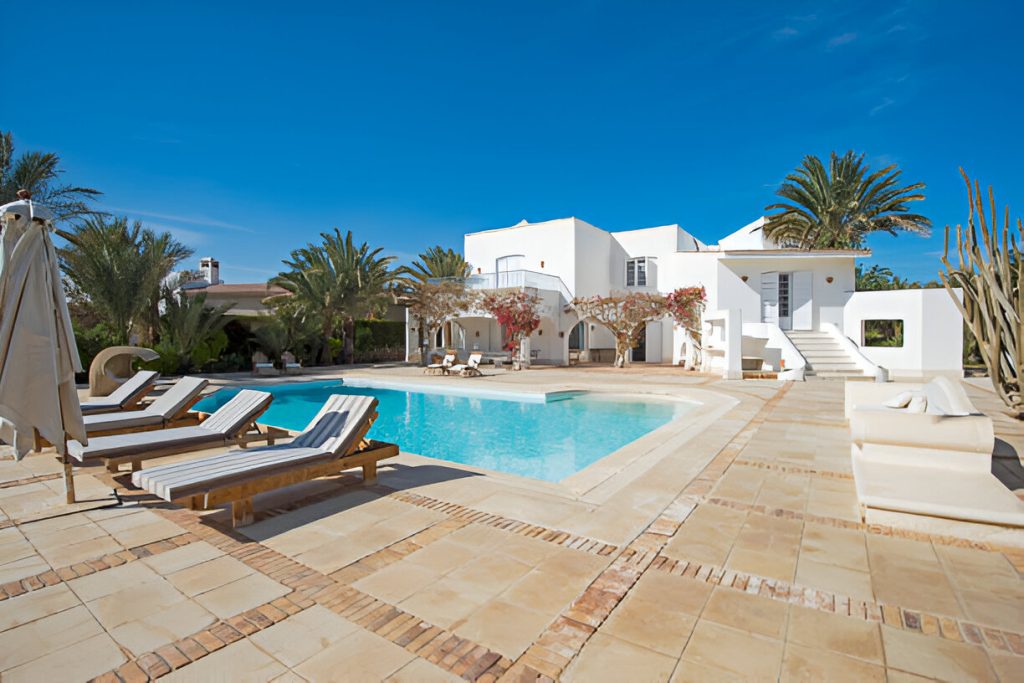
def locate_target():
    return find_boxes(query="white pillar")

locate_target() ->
[723,308,743,380]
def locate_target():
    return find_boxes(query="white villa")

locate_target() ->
[408,216,964,380]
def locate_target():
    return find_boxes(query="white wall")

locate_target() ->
[842,289,964,378]
[715,257,856,329]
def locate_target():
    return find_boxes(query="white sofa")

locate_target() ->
[847,377,1024,527]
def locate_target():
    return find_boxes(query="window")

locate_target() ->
[778,273,791,317]
[862,320,904,347]
[626,257,648,287]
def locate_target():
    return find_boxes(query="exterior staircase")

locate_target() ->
[785,330,870,379]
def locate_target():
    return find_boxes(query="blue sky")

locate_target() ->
[8,1,1023,284]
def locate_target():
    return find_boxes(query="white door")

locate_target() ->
[791,271,813,330]
[760,272,779,325]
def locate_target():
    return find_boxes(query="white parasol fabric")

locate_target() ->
[0,197,87,464]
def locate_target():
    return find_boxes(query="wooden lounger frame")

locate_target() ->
[170,410,397,527]
[86,394,207,438]
[103,401,289,473]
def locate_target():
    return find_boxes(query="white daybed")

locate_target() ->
[846,376,1024,527]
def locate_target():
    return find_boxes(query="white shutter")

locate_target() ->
[760,272,779,325]
[792,271,813,330]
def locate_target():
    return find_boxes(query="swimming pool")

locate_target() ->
[195,380,693,482]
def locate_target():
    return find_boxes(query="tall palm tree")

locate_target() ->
[0,131,102,240]
[763,151,931,250]
[396,246,473,362]
[271,229,395,364]
[58,216,193,344]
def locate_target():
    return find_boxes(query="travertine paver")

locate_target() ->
[161,639,288,682]
[0,368,1021,682]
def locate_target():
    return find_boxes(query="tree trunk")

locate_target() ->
[614,336,629,368]
[319,320,333,365]
[343,317,355,364]
[418,316,428,366]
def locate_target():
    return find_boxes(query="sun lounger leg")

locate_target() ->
[62,450,75,504]
[362,461,377,485]
[232,498,254,527]
[106,461,120,473]
[131,460,142,472]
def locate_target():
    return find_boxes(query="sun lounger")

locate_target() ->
[450,352,483,377]
[82,376,210,437]
[253,352,279,376]
[425,352,456,375]
[79,370,159,415]
[69,389,286,472]
[132,394,398,526]
[282,351,302,375]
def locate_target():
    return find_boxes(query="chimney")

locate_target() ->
[199,257,221,285]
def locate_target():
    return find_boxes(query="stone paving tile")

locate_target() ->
[2,632,125,682]
[167,555,255,597]
[141,539,223,575]
[385,655,464,682]
[193,572,290,619]
[161,638,288,682]
[600,570,708,656]
[563,631,677,682]
[294,628,416,681]
[680,620,785,681]
[781,642,886,682]
[0,604,103,671]
[0,583,80,632]
[786,604,884,664]
[108,598,216,656]
[250,604,360,668]
[881,624,998,682]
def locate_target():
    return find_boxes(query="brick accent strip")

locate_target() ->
[0,472,63,489]
[389,490,619,557]
[731,458,855,480]
[650,555,1024,656]
[0,532,197,602]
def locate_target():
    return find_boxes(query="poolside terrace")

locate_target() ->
[0,367,1021,681]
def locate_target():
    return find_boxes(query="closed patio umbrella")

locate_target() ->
[0,191,86,502]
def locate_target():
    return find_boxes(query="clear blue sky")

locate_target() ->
[9,1,1023,284]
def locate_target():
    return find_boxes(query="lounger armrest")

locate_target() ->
[849,407,994,454]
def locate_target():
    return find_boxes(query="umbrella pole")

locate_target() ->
[62,439,75,504]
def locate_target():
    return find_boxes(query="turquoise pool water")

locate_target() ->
[195,380,691,482]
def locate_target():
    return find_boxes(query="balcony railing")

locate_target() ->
[430,270,574,302]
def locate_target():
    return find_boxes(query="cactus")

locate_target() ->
[939,170,1023,417]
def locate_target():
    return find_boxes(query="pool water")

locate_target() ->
[195,380,692,482]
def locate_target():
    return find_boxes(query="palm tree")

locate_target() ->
[855,264,896,291]
[58,216,193,343]
[396,246,473,363]
[271,229,395,364]
[0,131,102,240]
[157,290,232,372]
[763,151,931,250]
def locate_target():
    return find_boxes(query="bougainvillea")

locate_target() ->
[571,292,665,368]
[665,286,707,334]
[572,287,706,368]
[481,290,541,367]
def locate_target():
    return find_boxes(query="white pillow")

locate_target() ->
[906,394,928,414]
[884,391,914,409]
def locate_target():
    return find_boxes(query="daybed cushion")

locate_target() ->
[849,408,993,455]
[852,456,1024,527]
